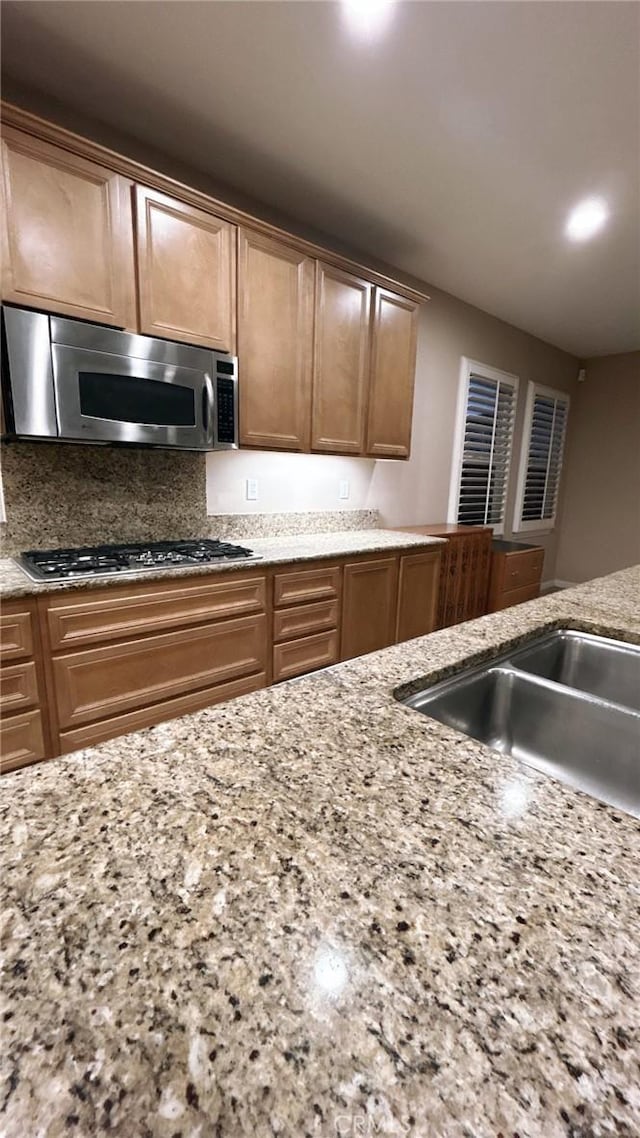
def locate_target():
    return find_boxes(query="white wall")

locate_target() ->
[372,288,579,581]
[555,351,640,583]
[206,450,376,514]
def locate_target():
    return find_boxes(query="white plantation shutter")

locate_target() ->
[515,384,570,531]
[455,370,517,529]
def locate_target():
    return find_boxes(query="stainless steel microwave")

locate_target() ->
[1,306,238,451]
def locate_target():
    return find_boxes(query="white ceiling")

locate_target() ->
[2,0,639,357]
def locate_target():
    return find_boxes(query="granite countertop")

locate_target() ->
[1,566,639,1137]
[0,529,445,600]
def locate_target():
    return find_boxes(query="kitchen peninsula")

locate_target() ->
[1,566,639,1137]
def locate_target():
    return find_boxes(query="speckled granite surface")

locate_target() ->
[0,439,380,555]
[1,567,639,1137]
[0,529,444,599]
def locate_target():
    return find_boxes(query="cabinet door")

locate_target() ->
[238,228,314,450]
[341,557,399,661]
[395,550,441,643]
[311,262,371,454]
[52,614,267,729]
[135,186,235,351]
[366,289,418,458]
[0,128,135,327]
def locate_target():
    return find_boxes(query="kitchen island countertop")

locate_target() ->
[1,566,639,1138]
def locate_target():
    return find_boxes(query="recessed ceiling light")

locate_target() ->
[565,197,609,242]
[341,0,396,41]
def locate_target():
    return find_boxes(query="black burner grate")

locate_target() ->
[19,539,257,582]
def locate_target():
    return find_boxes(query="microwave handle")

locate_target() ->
[202,374,215,446]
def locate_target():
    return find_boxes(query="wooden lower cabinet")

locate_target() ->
[395,525,492,628]
[52,613,267,730]
[487,541,545,612]
[273,630,339,683]
[0,597,52,772]
[59,672,266,755]
[341,557,399,661]
[0,709,47,773]
[1,544,443,771]
[395,550,441,642]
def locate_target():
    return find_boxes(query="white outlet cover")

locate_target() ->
[245,478,258,501]
[339,480,350,500]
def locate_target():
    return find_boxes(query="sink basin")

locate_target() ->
[507,630,640,711]
[399,630,640,819]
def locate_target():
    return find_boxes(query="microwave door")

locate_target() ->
[52,345,214,449]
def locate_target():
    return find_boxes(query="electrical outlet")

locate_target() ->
[245,478,258,502]
[339,480,350,501]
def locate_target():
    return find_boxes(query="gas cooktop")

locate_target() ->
[17,539,259,583]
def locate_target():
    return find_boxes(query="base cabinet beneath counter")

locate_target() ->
[0,598,52,772]
[487,541,545,612]
[0,544,441,771]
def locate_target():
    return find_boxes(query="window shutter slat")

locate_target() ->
[517,386,569,529]
[456,371,517,528]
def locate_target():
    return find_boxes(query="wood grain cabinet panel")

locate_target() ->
[395,550,441,643]
[311,262,371,454]
[0,661,39,714]
[489,582,540,611]
[366,289,418,459]
[238,228,314,451]
[0,606,34,661]
[274,564,342,608]
[58,671,266,755]
[45,573,267,650]
[341,557,399,661]
[273,630,339,682]
[487,543,544,613]
[0,709,46,773]
[395,526,492,628]
[52,613,267,730]
[1,127,135,326]
[134,186,235,350]
[273,598,339,643]
[500,550,545,592]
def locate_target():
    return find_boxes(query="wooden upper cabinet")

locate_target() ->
[238,228,314,451]
[134,186,235,351]
[366,288,418,459]
[0,128,135,327]
[311,262,371,454]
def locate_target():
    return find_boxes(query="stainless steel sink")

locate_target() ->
[507,630,640,711]
[399,631,640,818]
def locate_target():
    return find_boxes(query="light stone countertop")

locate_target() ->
[1,566,639,1138]
[0,528,445,599]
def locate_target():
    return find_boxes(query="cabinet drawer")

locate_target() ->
[501,551,544,591]
[59,672,266,755]
[0,608,34,661]
[273,598,339,643]
[274,564,341,607]
[1,709,46,773]
[0,661,39,713]
[273,630,339,682]
[493,583,540,611]
[46,573,267,650]
[52,613,267,729]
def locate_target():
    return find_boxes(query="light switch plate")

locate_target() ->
[339,480,350,501]
[245,478,258,502]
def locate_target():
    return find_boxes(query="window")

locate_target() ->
[449,358,518,533]
[513,383,570,532]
